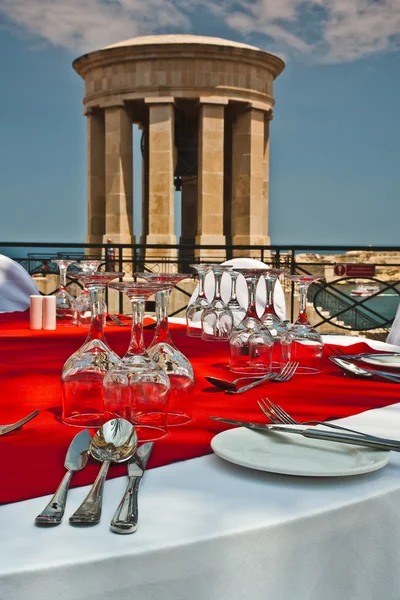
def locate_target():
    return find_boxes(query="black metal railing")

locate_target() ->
[1,241,399,338]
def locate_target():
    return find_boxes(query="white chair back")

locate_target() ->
[387,302,400,346]
[0,254,40,313]
[188,257,287,321]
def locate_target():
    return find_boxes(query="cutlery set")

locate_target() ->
[205,361,299,393]
[210,415,400,452]
[35,419,152,534]
[209,350,400,453]
[206,348,400,393]
[328,347,400,383]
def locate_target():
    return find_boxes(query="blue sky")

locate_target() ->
[0,0,399,247]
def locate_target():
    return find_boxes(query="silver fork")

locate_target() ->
[226,361,299,395]
[0,410,40,436]
[257,398,381,439]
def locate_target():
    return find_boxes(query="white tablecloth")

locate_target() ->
[1,336,400,600]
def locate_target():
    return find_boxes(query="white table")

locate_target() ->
[1,336,400,600]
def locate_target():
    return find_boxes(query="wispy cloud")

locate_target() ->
[0,0,399,63]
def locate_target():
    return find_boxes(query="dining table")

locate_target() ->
[1,310,400,600]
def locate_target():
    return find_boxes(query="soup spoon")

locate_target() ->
[69,418,137,525]
[330,357,400,383]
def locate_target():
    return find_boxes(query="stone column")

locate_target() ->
[145,98,176,259]
[86,108,105,254]
[231,106,269,255]
[103,104,134,246]
[195,101,226,259]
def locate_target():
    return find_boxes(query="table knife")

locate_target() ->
[35,430,91,525]
[110,442,154,534]
[209,416,400,453]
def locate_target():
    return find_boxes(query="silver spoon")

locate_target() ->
[69,419,137,525]
[205,375,263,391]
[330,357,400,383]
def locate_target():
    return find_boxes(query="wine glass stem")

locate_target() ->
[59,264,67,290]
[246,277,259,319]
[263,277,278,316]
[214,272,222,301]
[198,271,207,300]
[297,283,310,324]
[87,287,106,341]
[152,289,173,345]
[127,298,146,355]
[230,275,238,302]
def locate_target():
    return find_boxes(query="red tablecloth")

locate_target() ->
[1,311,399,504]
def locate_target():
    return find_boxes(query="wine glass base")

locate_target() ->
[295,366,321,375]
[62,412,106,428]
[168,412,192,426]
[229,366,271,376]
[134,425,168,442]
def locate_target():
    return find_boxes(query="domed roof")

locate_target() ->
[102,34,259,51]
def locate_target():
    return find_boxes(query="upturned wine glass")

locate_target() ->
[281,274,323,374]
[186,264,211,337]
[103,282,171,442]
[72,260,104,326]
[201,265,234,341]
[229,268,273,375]
[136,272,194,426]
[260,268,289,369]
[61,271,124,427]
[227,271,246,326]
[51,259,76,322]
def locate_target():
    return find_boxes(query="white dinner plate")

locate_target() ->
[211,427,390,477]
[360,354,400,369]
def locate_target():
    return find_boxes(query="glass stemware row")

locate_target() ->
[60,267,322,442]
[61,270,194,441]
[186,265,323,374]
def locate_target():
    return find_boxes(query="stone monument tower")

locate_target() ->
[73,35,285,257]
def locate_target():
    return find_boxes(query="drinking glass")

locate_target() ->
[136,272,194,426]
[51,259,76,322]
[227,271,246,326]
[103,282,171,442]
[61,271,124,427]
[201,265,234,341]
[260,268,289,370]
[186,264,211,337]
[281,275,323,374]
[72,260,104,326]
[229,269,273,374]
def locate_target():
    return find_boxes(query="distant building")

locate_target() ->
[73,35,285,257]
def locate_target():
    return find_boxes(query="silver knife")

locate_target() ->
[35,430,91,525]
[209,416,400,453]
[110,442,154,534]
